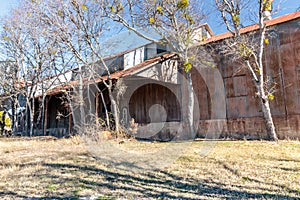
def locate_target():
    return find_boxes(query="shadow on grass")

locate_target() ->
[0,149,299,199]
[0,191,65,200]
[2,161,295,199]
[212,158,300,197]
[276,158,300,163]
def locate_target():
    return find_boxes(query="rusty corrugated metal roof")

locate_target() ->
[205,11,300,44]
[39,53,177,97]
[102,53,177,79]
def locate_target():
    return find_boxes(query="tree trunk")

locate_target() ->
[29,98,35,137]
[107,80,120,135]
[109,91,120,135]
[186,71,195,138]
[11,95,18,132]
[41,95,46,135]
[25,102,29,136]
[79,67,85,131]
[260,96,278,141]
[100,91,110,128]
[43,96,48,136]
[257,83,278,141]
[256,20,278,141]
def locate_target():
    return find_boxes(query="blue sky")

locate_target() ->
[0,0,299,35]
[0,0,18,18]
[204,0,300,34]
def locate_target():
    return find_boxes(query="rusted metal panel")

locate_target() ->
[280,43,300,115]
[197,115,300,139]
[233,66,247,77]
[233,75,247,96]
[295,41,300,66]
[220,64,234,78]
[226,96,247,118]
[224,78,234,98]
[186,18,299,138]
[263,35,286,116]
[245,73,262,117]
[279,31,292,46]
[224,75,247,98]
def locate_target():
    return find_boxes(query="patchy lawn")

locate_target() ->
[0,137,299,199]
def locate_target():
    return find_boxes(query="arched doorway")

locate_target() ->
[129,83,181,124]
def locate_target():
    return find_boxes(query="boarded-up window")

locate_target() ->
[225,75,247,97]
[226,75,248,118]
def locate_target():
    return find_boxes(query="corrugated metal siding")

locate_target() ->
[195,18,300,138]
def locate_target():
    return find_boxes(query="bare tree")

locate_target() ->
[0,59,18,132]
[215,0,278,141]
[19,0,124,135]
[102,0,208,135]
[1,0,210,138]
[1,7,46,136]
[0,1,77,136]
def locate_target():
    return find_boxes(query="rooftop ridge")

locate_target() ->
[205,11,300,44]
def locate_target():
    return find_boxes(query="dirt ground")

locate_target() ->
[0,136,299,199]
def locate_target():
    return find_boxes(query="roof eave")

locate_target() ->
[204,11,300,44]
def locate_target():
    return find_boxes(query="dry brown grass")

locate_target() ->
[0,136,299,199]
